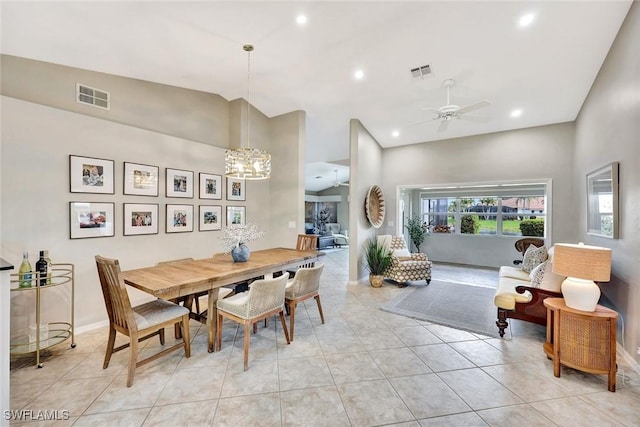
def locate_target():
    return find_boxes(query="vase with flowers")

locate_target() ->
[219,222,265,262]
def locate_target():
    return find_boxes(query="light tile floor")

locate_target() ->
[9,250,640,426]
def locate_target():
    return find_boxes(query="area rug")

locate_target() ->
[380,280,499,338]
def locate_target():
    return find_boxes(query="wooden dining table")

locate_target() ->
[120,248,324,352]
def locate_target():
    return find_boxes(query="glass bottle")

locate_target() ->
[35,251,48,286]
[43,250,52,285]
[18,252,32,288]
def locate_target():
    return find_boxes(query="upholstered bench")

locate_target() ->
[494,245,564,337]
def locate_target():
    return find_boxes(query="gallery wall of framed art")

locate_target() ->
[67,155,249,239]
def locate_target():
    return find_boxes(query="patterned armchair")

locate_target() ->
[377,235,432,287]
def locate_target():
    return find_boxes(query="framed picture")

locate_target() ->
[69,155,114,194]
[226,205,246,226]
[124,203,159,236]
[226,177,246,201]
[199,205,222,231]
[199,173,222,200]
[587,162,619,239]
[166,204,194,233]
[69,202,114,239]
[124,162,159,196]
[166,168,194,198]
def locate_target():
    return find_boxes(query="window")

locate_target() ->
[420,182,547,237]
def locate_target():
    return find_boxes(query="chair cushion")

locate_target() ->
[499,266,531,281]
[133,299,189,330]
[529,261,565,293]
[494,278,533,310]
[392,248,411,258]
[521,244,548,273]
[217,291,251,319]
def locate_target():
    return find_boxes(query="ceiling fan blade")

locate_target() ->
[456,99,492,115]
[408,115,441,126]
[437,119,449,132]
[457,115,490,122]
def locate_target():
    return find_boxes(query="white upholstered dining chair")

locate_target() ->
[216,274,290,371]
[285,263,325,340]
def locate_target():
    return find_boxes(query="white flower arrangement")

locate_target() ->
[219,222,265,252]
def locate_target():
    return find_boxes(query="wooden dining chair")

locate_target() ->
[216,274,290,371]
[95,255,191,387]
[296,234,318,251]
[287,234,318,278]
[285,263,325,340]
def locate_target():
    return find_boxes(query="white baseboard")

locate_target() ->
[74,319,109,335]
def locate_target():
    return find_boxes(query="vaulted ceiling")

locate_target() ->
[1,1,632,191]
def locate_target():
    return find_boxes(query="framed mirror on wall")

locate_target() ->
[587,162,619,239]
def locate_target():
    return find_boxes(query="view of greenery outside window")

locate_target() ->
[421,190,546,237]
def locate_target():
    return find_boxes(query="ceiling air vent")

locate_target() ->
[76,83,110,110]
[410,64,432,79]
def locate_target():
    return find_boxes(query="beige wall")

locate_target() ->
[1,55,230,148]
[382,122,575,267]
[574,1,640,361]
[349,119,383,282]
[268,110,306,246]
[1,57,305,330]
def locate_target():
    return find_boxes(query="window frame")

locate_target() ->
[415,180,550,238]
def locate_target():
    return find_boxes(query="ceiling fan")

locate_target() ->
[418,78,492,132]
[333,169,349,187]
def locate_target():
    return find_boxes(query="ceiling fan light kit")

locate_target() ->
[418,78,492,131]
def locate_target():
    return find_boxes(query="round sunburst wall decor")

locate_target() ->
[365,185,385,228]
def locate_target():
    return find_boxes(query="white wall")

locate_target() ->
[574,1,640,361]
[349,119,383,282]
[381,123,575,268]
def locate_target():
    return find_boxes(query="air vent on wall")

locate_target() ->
[410,64,432,79]
[76,83,110,110]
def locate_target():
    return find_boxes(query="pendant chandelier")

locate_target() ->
[225,44,271,180]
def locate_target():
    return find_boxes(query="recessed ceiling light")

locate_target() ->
[518,13,535,28]
[296,15,307,25]
[354,69,364,80]
[392,130,400,138]
[511,109,523,118]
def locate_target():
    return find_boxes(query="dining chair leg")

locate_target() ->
[159,328,165,346]
[279,310,291,344]
[216,313,223,352]
[243,322,251,371]
[103,326,117,369]
[181,314,191,358]
[314,295,325,324]
[127,335,139,387]
[288,300,297,341]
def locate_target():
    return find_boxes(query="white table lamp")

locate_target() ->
[552,243,611,312]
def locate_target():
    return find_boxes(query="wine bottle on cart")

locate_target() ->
[44,250,52,285]
[35,250,48,286]
[18,251,33,288]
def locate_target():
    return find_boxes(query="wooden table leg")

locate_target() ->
[207,288,220,353]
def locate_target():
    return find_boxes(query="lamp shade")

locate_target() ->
[552,243,611,281]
